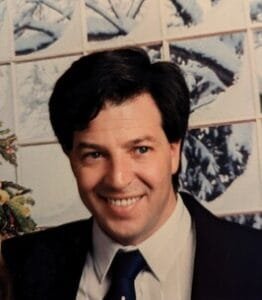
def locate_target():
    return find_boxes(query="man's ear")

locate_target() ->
[170,140,181,175]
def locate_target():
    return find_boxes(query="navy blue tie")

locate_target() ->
[104,250,146,300]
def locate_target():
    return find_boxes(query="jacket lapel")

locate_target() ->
[49,219,93,300]
[181,192,231,299]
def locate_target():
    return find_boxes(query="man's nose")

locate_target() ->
[104,155,133,190]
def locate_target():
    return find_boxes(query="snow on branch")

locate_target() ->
[85,0,128,34]
[37,0,72,20]
[128,0,145,19]
[108,0,121,19]
[180,125,251,202]
[24,19,61,39]
[171,42,236,87]
[14,1,74,54]
[14,3,38,36]
[86,0,147,39]
[170,34,243,112]
[169,0,203,26]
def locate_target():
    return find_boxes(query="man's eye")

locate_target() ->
[84,151,102,159]
[136,146,150,154]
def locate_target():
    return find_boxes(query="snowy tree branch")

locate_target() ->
[170,0,194,26]
[14,4,38,36]
[169,0,203,26]
[191,96,216,111]
[108,0,120,19]
[171,44,234,86]
[85,0,127,34]
[128,0,145,19]
[18,19,61,40]
[27,0,72,20]
[127,0,135,17]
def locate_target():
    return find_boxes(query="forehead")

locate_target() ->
[89,93,162,132]
[73,93,166,144]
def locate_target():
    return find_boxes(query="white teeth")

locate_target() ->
[107,196,142,207]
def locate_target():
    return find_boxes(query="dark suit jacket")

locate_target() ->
[2,192,262,300]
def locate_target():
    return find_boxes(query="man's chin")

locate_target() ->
[100,221,144,246]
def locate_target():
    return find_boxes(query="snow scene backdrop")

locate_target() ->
[1,0,262,228]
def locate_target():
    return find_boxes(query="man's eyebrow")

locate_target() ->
[125,135,158,147]
[76,142,105,151]
[76,136,158,150]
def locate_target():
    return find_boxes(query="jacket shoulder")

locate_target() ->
[2,218,92,269]
[181,191,262,245]
[2,219,93,300]
[181,192,262,299]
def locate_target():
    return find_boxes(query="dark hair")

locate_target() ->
[49,47,190,188]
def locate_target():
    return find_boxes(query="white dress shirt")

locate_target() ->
[76,194,196,300]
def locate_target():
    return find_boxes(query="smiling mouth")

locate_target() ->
[104,195,144,207]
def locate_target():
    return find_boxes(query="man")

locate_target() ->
[2,47,262,300]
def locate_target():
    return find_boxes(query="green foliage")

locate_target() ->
[0,122,37,237]
[0,122,17,166]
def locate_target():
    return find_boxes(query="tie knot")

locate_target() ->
[111,250,146,280]
[104,250,146,300]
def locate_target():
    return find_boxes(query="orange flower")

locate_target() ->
[0,189,10,205]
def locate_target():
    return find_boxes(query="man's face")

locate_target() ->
[69,93,181,245]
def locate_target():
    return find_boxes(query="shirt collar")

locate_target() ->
[138,193,192,282]
[92,222,137,282]
[92,193,192,283]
